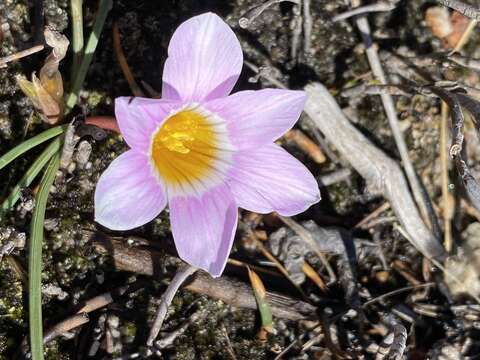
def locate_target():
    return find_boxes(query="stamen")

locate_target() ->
[150,106,228,193]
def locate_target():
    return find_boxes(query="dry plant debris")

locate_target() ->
[4,0,480,358]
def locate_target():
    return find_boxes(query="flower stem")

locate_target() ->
[147,265,198,346]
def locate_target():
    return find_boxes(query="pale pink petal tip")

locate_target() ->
[169,185,238,277]
[206,89,307,149]
[95,150,167,230]
[162,12,243,102]
[228,144,320,216]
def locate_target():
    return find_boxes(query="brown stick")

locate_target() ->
[0,44,44,67]
[283,129,326,164]
[113,23,144,97]
[43,313,89,343]
[90,233,317,321]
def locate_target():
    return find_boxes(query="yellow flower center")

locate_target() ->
[151,108,220,190]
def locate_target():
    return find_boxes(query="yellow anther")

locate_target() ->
[164,139,191,154]
[151,108,218,186]
[158,131,195,154]
[171,132,195,141]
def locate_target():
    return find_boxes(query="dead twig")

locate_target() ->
[354,202,391,229]
[90,233,318,321]
[17,283,136,358]
[43,313,89,343]
[244,60,287,89]
[353,3,440,236]
[284,129,326,164]
[375,315,407,360]
[304,83,447,262]
[317,168,352,187]
[0,45,44,68]
[440,18,475,252]
[76,284,131,313]
[302,0,312,54]
[447,53,480,71]
[333,1,400,22]
[113,22,144,97]
[392,260,421,286]
[239,0,300,29]
[363,283,435,307]
[290,2,302,59]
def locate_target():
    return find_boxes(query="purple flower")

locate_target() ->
[94,13,320,277]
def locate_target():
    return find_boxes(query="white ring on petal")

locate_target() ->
[148,103,236,199]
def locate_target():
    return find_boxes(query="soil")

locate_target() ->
[1,0,480,358]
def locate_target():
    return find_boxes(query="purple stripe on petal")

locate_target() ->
[162,13,243,102]
[115,97,179,153]
[205,89,307,150]
[95,150,167,230]
[169,184,238,277]
[228,144,320,216]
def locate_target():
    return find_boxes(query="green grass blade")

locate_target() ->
[0,137,62,220]
[0,125,66,172]
[65,0,113,112]
[29,152,60,360]
[70,0,84,77]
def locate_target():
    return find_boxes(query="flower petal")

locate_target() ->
[205,89,306,149]
[115,97,179,152]
[169,185,238,277]
[162,13,243,102]
[95,150,167,230]
[228,144,320,216]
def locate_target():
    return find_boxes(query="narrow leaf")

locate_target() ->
[0,125,66,172]
[0,137,61,220]
[29,151,60,360]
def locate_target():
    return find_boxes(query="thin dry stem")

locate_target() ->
[354,202,391,229]
[333,1,399,22]
[147,265,198,346]
[440,101,453,252]
[353,2,437,235]
[239,0,300,29]
[441,16,475,252]
[284,129,326,164]
[452,19,477,53]
[43,313,89,343]
[0,45,44,67]
[303,0,312,54]
[113,23,144,97]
